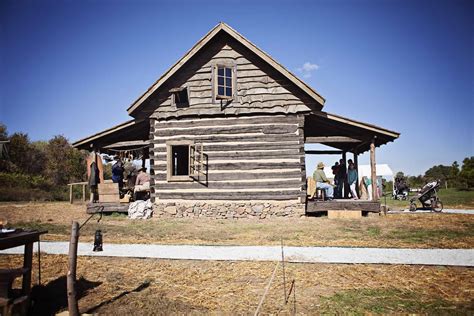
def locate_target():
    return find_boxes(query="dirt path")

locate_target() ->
[2,242,473,266]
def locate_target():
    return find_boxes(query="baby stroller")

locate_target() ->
[393,177,409,200]
[409,180,443,212]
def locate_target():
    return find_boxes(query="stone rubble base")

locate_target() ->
[153,202,306,219]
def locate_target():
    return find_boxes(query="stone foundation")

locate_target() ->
[153,201,306,219]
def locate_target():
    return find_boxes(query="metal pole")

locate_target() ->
[293,281,296,315]
[37,239,41,285]
[281,239,287,304]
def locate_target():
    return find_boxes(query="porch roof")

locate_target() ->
[72,119,150,154]
[304,111,400,153]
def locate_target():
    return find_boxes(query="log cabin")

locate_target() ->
[73,22,399,218]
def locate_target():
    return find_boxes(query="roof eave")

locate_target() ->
[315,111,400,139]
[72,119,140,149]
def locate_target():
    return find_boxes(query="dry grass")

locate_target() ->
[1,202,473,314]
[1,254,473,315]
[1,202,474,249]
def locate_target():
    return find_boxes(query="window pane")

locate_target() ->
[218,76,224,85]
[171,145,189,176]
[218,86,225,96]
[226,87,232,96]
[225,77,232,87]
[218,67,224,76]
[225,68,232,77]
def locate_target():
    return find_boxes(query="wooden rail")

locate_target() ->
[67,182,88,204]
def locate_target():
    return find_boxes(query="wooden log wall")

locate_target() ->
[150,114,306,202]
[143,33,318,119]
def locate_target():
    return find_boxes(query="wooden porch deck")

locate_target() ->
[306,199,381,214]
[86,202,129,214]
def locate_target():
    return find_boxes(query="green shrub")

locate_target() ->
[0,172,70,201]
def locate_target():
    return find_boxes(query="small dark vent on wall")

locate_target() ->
[170,87,189,108]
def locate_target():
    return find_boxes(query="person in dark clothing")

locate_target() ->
[335,159,347,198]
[112,156,125,191]
[331,162,340,197]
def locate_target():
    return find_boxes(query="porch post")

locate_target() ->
[353,152,359,196]
[142,147,146,169]
[370,137,377,200]
[342,151,348,198]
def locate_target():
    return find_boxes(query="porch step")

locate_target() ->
[328,210,362,219]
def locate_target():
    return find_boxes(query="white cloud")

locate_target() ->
[296,62,319,78]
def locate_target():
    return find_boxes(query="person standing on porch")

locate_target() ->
[313,162,333,200]
[335,159,346,198]
[112,156,125,191]
[347,162,359,199]
[363,176,373,200]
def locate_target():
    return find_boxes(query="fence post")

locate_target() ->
[67,221,80,316]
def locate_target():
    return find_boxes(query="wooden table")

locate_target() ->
[0,230,47,296]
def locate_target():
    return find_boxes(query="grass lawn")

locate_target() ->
[1,201,474,248]
[383,188,474,210]
[1,254,472,315]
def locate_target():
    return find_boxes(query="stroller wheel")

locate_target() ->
[409,203,417,212]
[433,201,443,213]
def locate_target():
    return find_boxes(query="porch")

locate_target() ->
[304,111,399,214]
[72,119,151,213]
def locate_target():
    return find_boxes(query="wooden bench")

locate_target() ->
[307,177,326,201]
[315,188,326,201]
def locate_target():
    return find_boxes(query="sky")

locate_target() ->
[0,0,473,176]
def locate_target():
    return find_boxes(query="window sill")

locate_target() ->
[216,95,233,100]
[167,175,193,182]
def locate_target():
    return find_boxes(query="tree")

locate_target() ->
[45,135,87,185]
[458,157,474,190]
[0,123,10,165]
[8,133,35,174]
[448,161,460,188]
[424,164,452,187]
[0,123,8,141]
[395,171,406,180]
[408,175,425,189]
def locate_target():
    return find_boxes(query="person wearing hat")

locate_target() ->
[134,167,151,199]
[313,162,333,200]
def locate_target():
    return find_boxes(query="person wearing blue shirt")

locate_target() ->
[111,156,125,191]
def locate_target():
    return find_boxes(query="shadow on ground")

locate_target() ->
[86,281,209,315]
[30,276,101,315]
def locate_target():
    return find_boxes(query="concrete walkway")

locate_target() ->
[388,209,474,215]
[1,242,473,267]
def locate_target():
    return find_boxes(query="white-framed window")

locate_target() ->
[214,64,236,101]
